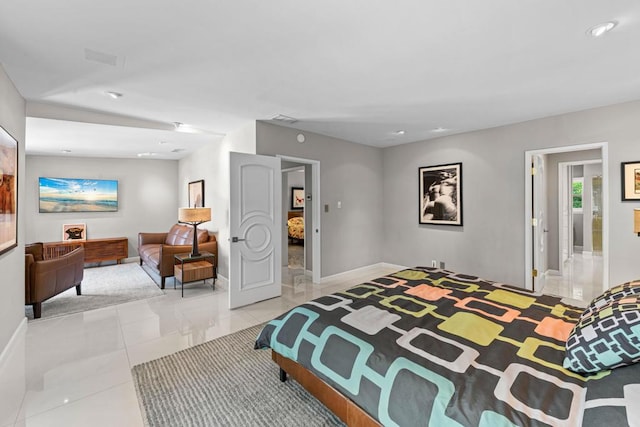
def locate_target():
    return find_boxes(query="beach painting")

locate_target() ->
[39,177,118,213]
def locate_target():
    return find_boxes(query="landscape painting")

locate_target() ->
[39,177,118,213]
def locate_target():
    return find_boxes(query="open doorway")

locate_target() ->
[524,142,609,301]
[279,155,321,285]
[282,164,306,280]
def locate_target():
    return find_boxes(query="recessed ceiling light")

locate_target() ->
[137,152,157,157]
[394,130,406,136]
[158,141,168,145]
[431,127,448,133]
[587,21,617,37]
[105,91,123,99]
[61,149,72,153]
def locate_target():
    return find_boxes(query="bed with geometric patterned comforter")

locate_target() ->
[255,267,640,426]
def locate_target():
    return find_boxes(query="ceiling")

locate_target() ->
[1,1,639,159]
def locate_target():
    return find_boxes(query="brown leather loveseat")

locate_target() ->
[138,224,218,288]
[25,242,85,319]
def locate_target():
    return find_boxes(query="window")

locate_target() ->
[572,177,583,211]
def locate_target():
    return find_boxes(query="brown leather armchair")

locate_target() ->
[138,224,218,288]
[25,243,85,319]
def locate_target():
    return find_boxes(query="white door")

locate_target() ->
[532,155,547,291]
[229,152,282,309]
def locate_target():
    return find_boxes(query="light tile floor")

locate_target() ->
[540,253,604,303]
[0,264,399,427]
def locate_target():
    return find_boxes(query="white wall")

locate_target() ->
[256,122,384,277]
[286,169,305,210]
[25,156,179,257]
[178,122,257,279]
[383,100,640,287]
[0,65,26,361]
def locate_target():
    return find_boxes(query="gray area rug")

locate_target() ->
[132,324,345,427]
[25,262,165,320]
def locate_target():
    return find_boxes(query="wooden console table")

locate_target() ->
[44,237,128,264]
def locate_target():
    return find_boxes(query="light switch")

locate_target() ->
[337,201,342,209]
[324,204,329,213]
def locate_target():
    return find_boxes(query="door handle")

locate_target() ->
[231,237,246,243]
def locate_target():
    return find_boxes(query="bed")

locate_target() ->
[255,267,640,426]
[287,211,304,241]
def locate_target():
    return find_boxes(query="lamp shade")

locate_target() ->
[635,209,640,234]
[178,207,211,224]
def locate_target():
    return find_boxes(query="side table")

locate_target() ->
[174,252,216,297]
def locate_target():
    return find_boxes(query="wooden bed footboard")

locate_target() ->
[272,350,380,427]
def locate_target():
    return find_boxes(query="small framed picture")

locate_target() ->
[188,179,205,208]
[291,187,304,210]
[62,223,86,241]
[419,162,462,226]
[621,161,640,201]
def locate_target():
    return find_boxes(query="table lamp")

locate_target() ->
[178,207,211,257]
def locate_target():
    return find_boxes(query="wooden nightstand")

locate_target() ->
[174,252,216,297]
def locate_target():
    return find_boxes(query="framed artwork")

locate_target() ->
[62,223,86,241]
[621,161,640,201]
[39,177,118,213]
[188,180,205,208]
[419,162,462,226]
[0,125,18,256]
[291,187,304,210]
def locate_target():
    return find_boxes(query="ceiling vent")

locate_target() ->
[272,114,298,124]
[171,148,186,153]
[84,48,119,66]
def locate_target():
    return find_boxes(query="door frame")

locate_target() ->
[278,155,321,283]
[524,142,609,291]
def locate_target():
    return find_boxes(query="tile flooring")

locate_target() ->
[0,264,399,427]
[540,253,604,303]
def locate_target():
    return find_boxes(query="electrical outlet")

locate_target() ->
[431,260,437,268]
[439,261,445,269]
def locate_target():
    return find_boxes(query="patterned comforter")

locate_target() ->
[288,216,304,240]
[255,267,640,426]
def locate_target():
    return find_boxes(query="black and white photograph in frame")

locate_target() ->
[419,162,462,226]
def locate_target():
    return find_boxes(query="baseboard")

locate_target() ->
[380,262,410,271]
[215,274,228,290]
[321,262,408,283]
[582,251,593,258]
[0,317,27,370]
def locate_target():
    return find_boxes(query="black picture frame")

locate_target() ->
[188,179,205,208]
[291,187,304,210]
[419,162,462,226]
[621,161,640,201]
[0,125,18,256]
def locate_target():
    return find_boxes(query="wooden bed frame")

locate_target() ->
[288,210,303,220]
[272,350,380,426]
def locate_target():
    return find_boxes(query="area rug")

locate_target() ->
[25,263,165,321]
[132,324,345,427]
